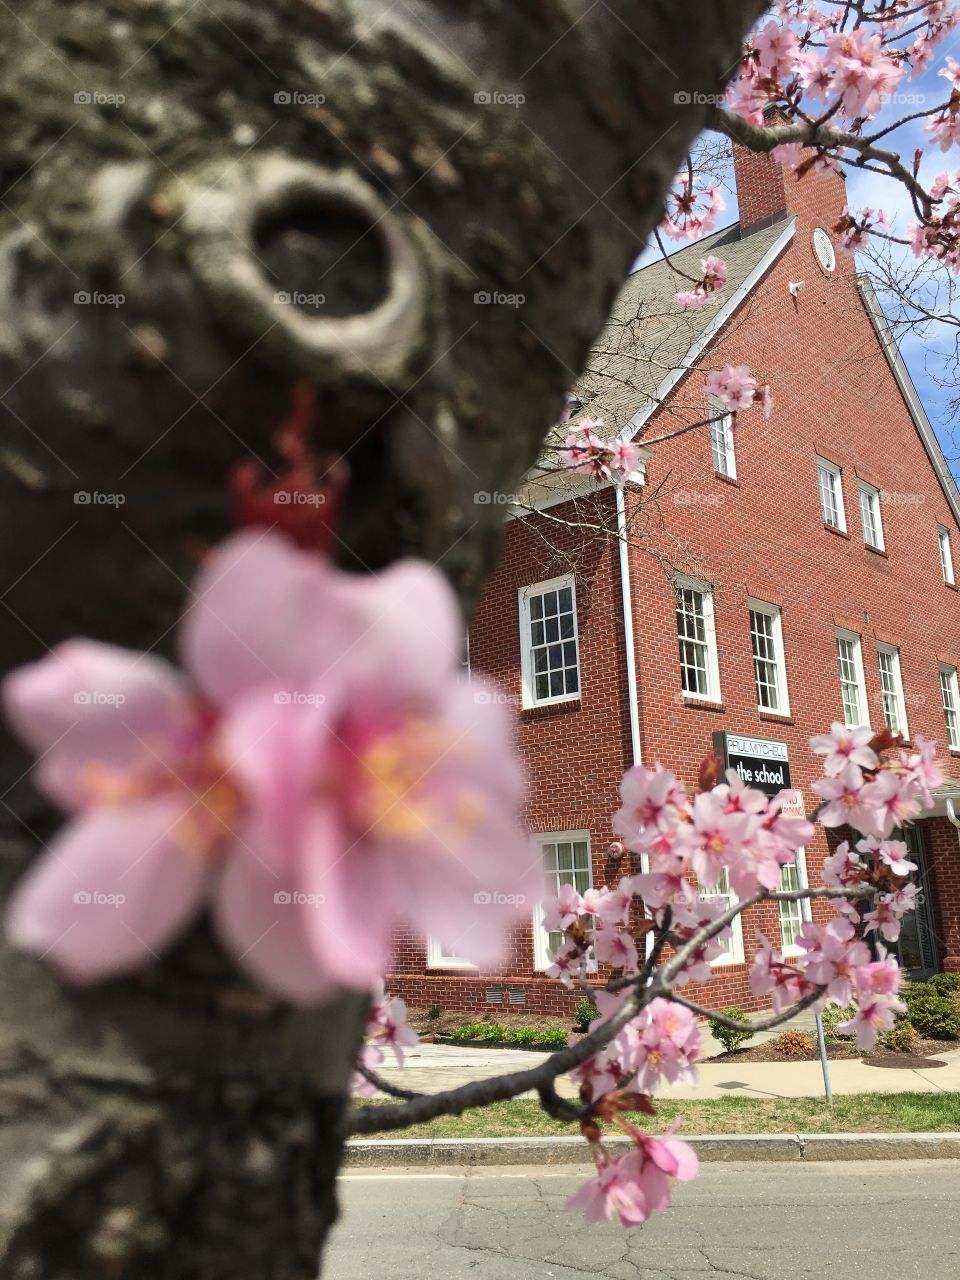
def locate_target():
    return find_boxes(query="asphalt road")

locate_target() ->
[323,1160,960,1279]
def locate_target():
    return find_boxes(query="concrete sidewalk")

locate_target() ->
[374,1040,960,1099]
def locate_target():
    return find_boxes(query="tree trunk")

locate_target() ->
[0,2,764,1274]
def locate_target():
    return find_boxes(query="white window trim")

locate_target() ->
[748,598,790,716]
[876,643,909,739]
[940,662,960,750]
[518,574,581,709]
[675,575,722,705]
[708,394,737,479]
[817,457,846,532]
[777,848,808,958]
[857,480,885,551]
[939,526,956,586]
[835,628,869,729]
[699,872,745,966]
[532,829,593,972]
[426,938,478,970]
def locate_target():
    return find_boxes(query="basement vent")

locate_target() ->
[485,987,504,1004]
[508,989,527,1006]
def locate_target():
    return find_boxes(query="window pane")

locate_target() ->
[778,860,803,950]
[558,587,572,612]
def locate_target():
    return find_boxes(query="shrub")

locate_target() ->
[708,1007,755,1054]
[879,1021,920,1053]
[928,973,960,998]
[902,992,960,1040]
[507,1028,542,1045]
[427,1005,443,1021]
[773,1030,815,1057]
[575,998,600,1030]
[513,1028,568,1047]
[820,1002,856,1041]
[449,1023,507,1041]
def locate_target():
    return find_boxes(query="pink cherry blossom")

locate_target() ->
[703,365,758,413]
[684,791,752,889]
[584,878,639,928]
[810,722,879,775]
[594,926,639,972]
[567,1133,698,1226]
[812,761,874,830]
[614,764,685,848]
[4,532,535,1001]
[543,882,584,932]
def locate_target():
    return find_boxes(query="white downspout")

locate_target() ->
[616,484,641,769]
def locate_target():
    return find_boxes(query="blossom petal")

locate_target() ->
[180,531,341,705]
[3,639,194,809]
[6,798,207,982]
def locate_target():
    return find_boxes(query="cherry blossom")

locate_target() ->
[661,177,726,241]
[562,419,645,488]
[567,1133,698,1227]
[675,255,729,309]
[810,722,879,775]
[3,532,536,1001]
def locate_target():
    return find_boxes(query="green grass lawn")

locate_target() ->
[354,1092,960,1140]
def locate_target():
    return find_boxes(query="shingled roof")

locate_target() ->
[523,215,795,507]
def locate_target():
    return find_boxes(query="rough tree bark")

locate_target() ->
[0,2,765,1275]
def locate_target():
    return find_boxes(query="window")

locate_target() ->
[939,526,956,586]
[817,457,846,531]
[835,629,868,728]
[426,938,477,969]
[749,600,789,714]
[877,644,908,738]
[777,855,805,954]
[533,831,593,970]
[675,578,721,702]
[518,576,580,707]
[857,481,884,551]
[708,395,736,479]
[698,868,744,964]
[941,663,960,750]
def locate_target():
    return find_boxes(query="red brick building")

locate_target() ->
[387,144,960,1018]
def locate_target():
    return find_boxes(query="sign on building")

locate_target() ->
[713,732,791,798]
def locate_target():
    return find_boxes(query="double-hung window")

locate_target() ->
[533,832,593,969]
[835,629,868,728]
[518,576,580,707]
[858,481,884,551]
[698,869,744,964]
[749,600,789,714]
[675,578,721,702]
[941,663,960,750]
[939,526,956,586]
[817,457,846,531]
[777,853,806,954]
[877,644,908,737]
[708,395,736,479]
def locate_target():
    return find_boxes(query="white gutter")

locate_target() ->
[616,484,642,768]
[858,275,960,527]
[617,217,798,444]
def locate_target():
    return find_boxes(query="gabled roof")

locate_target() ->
[574,216,796,440]
[518,215,796,511]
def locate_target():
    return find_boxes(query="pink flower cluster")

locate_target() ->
[572,993,701,1100]
[675,256,729,309]
[834,206,890,253]
[812,724,942,837]
[660,177,725,242]
[567,1130,698,1227]
[704,365,773,418]
[3,532,536,1002]
[563,419,645,487]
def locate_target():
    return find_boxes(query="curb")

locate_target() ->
[344,1132,960,1167]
